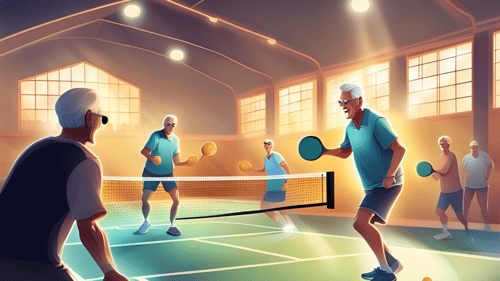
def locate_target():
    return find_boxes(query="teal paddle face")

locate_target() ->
[416,161,433,177]
[298,136,325,161]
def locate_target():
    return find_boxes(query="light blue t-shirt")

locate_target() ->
[461,150,493,189]
[340,108,404,191]
[264,152,286,176]
[264,152,287,191]
[143,130,180,175]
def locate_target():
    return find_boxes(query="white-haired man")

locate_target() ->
[431,136,472,241]
[0,88,128,280]
[138,115,198,236]
[460,140,494,231]
[322,83,406,281]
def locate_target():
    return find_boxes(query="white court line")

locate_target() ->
[195,239,301,260]
[85,252,372,280]
[71,222,500,261]
[134,278,148,281]
[65,231,282,247]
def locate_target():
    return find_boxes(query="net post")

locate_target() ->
[326,171,334,209]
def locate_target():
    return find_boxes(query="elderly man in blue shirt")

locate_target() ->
[321,83,406,281]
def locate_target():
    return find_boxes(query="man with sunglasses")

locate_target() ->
[322,83,406,281]
[0,88,127,280]
[139,115,194,236]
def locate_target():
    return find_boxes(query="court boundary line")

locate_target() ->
[85,252,372,280]
[195,239,301,260]
[70,221,500,261]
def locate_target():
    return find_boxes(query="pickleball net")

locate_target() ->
[99,172,334,226]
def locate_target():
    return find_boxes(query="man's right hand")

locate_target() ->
[152,156,162,165]
[103,270,128,281]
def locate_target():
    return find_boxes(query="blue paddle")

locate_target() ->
[416,161,435,177]
[298,136,326,161]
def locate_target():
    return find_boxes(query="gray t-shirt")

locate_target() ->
[461,150,493,189]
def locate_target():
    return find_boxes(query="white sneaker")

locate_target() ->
[483,224,492,232]
[139,221,151,234]
[433,232,451,240]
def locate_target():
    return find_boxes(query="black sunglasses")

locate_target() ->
[166,123,176,128]
[92,113,108,124]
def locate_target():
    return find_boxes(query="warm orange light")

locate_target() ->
[267,38,277,45]
[170,49,184,61]
[351,0,369,13]
[208,17,218,23]
[123,4,141,18]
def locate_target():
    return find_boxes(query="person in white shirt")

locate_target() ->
[460,140,494,231]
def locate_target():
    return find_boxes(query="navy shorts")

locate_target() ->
[360,185,403,225]
[263,190,287,203]
[437,189,463,213]
[142,169,178,192]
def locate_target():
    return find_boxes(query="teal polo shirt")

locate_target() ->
[340,108,404,191]
[143,130,180,175]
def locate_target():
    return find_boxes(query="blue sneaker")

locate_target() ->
[372,268,396,281]
[361,261,401,280]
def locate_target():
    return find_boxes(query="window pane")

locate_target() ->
[130,86,140,98]
[439,72,455,87]
[85,64,98,82]
[71,63,85,82]
[422,89,437,103]
[457,97,471,112]
[21,95,35,109]
[48,71,58,80]
[36,110,47,121]
[457,54,471,70]
[60,68,71,81]
[440,86,455,100]
[439,57,455,74]
[456,69,471,84]
[457,82,472,98]
[420,103,437,117]
[423,62,437,77]
[440,100,455,115]
[36,96,47,109]
[48,81,59,95]
[36,81,47,95]
[21,81,35,95]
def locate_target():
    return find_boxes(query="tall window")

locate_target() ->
[239,93,266,138]
[19,62,140,131]
[408,42,472,119]
[325,62,389,129]
[278,81,315,135]
[495,32,500,108]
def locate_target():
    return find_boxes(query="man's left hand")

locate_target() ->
[382,176,395,189]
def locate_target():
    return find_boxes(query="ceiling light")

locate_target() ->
[208,17,218,23]
[267,38,277,45]
[170,49,184,61]
[123,4,141,18]
[351,0,369,13]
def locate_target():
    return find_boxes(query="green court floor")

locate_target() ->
[62,214,500,281]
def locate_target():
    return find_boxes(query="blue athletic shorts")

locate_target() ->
[263,190,286,203]
[360,185,403,225]
[437,189,463,213]
[142,169,178,192]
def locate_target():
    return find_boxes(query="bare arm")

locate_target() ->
[280,162,291,174]
[322,147,352,159]
[141,147,155,161]
[173,153,189,166]
[485,163,493,182]
[386,137,406,178]
[77,212,128,280]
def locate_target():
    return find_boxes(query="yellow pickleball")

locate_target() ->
[152,156,162,165]
[201,142,217,156]
[238,160,252,172]
[187,155,199,166]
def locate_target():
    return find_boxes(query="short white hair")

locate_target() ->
[163,115,178,124]
[438,135,452,145]
[55,88,101,128]
[264,139,274,145]
[339,83,364,99]
[470,140,479,147]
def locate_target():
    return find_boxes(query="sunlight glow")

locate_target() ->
[170,49,184,61]
[351,0,369,13]
[123,4,141,18]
